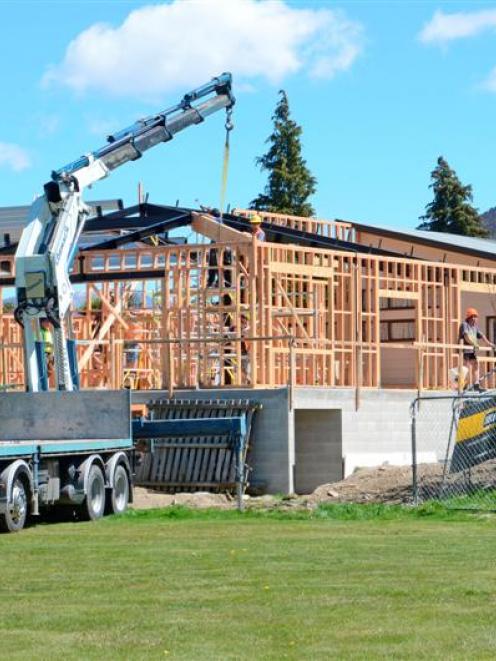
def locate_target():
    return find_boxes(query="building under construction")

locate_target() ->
[2,200,496,493]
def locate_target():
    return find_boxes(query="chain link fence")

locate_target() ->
[412,394,496,510]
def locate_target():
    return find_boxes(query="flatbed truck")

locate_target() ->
[0,391,133,532]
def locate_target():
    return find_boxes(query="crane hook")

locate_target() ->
[225,107,234,133]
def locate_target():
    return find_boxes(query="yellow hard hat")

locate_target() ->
[249,213,262,225]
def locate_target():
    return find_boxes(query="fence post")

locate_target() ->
[235,431,244,512]
[411,398,419,506]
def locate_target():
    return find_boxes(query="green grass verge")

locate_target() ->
[0,504,495,660]
[119,500,490,522]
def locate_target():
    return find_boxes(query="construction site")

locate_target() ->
[2,71,496,532]
[3,194,496,496]
[5,4,496,658]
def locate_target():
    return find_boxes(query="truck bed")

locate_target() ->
[0,390,132,458]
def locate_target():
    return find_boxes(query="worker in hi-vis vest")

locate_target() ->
[459,307,496,391]
[39,318,54,379]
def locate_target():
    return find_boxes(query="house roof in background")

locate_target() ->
[352,221,496,261]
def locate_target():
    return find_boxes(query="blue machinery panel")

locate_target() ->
[133,401,258,510]
[132,416,246,440]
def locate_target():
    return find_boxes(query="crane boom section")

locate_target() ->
[54,73,234,183]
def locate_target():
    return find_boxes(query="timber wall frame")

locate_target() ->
[1,210,496,394]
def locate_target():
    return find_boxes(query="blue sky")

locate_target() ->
[0,0,496,229]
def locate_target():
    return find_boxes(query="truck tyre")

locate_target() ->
[80,465,106,521]
[108,465,130,515]
[0,477,28,533]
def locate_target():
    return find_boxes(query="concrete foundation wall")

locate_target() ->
[292,389,454,483]
[133,387,453,495]
[293,388,416,456]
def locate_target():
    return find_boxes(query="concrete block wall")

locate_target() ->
[292,389,454,484]
[293,387,416,455]
[133,387,454,495]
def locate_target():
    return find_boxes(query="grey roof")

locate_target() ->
[352,221,496,260]
[0,199,122,246]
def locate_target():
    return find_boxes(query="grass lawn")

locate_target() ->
[1,505,495,660]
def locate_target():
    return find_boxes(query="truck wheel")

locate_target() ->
[80,465,106,521]
[108,465,130,515]
[0,478,28,533]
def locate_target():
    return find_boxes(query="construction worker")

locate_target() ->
[459,307,496,391]
[207,241,233,288]
[249,213,266,241]
[39,318,54,379]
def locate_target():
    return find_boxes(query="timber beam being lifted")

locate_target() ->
[191,212,251,243]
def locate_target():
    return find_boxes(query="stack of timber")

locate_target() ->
[135,399,260,493]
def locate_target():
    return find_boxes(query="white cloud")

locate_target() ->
[38,114,60,137]
[481,65,496,91]
[0,143,31,171]
[419,9,496,45]
[42,0,364,98]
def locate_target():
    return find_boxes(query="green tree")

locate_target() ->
[251,90,317,217]
[418,156,488,237]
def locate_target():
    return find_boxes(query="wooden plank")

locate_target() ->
[191,212,251,243]
[269,262,333,277]
[378,289,419,300]
[459,281,496,293]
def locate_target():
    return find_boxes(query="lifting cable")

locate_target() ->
[218,107,234,241]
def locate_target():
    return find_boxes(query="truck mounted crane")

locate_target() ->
[0,73,235,531]
[15,72,234,393]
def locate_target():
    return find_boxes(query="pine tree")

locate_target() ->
[251,90,317,217]
[418,156,488,237]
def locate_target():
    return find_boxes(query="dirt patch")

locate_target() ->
[306,465,421,505]
[132,461,496,511]
[131,464,422,510]
[132,488,234,510]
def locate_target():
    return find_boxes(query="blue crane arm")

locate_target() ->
[52,72,234,181]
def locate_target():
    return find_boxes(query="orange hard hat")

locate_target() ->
[465,307,479,319]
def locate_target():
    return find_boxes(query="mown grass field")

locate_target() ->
[1,505,495,660]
